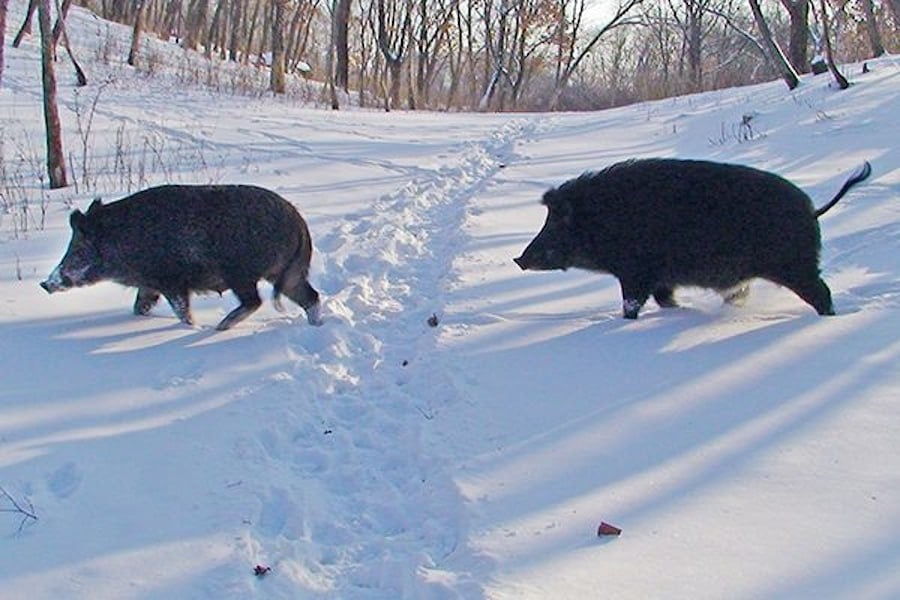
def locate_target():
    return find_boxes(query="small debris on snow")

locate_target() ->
[254,565,271,577]
[597,522,622,537]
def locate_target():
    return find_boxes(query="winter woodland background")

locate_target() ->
[0,0,899,598]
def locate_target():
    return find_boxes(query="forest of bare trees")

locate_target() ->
[65,0,896,111]
[13,0,900,113]
[0,0,894,195]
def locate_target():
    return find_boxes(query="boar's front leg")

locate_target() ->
[216,281,262,330]
[134,287,161,316]
[618,273,657,319]
[162,290,194,326]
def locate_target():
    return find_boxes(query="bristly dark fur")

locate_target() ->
[43,184,321,330]
[516,158,872,319]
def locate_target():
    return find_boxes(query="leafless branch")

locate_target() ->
[0,486,38,535]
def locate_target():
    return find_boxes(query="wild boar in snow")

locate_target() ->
[41,184,322,330]
[514,158,872,319]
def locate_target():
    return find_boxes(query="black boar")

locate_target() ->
[41,184,322,330]
[514,158,872,319]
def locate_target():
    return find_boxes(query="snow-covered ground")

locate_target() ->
[1,3,899,598]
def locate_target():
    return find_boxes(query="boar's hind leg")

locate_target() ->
[216,282,262,330]
[653,286,678,308]
[788,277,835,316]
[163,291,194,326]
[134,287,161,316]
[273,260,322,326]
[283,280,322,326]
[769,271,835,316]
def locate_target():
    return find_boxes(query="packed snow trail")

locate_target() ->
[230,118,541,597]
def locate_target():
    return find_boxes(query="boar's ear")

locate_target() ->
[70,210,85,232]
[543,189,573,224]
[69,210,93,236]
[86,198,103,215]
[71,199,102,236]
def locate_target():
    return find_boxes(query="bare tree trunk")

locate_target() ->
[257,1,271,65]
[480,0,510,111]
[54,0,87,85]
[780,0,810,73]
[163,0,181,41]
[680,0,705,92]
[51,0,71,45]
[0,0,7,87]
[271,0,288,93]
[748,0,799,89]
[13,0,38,47]
[444,1,465,109]
[548,0,644,110]
[859,0,885,58]
[127,0,148,66]
[333,0,351,91]
[206,0,224,59]
[327,0,339,109]
[38,0,67,188]
[285,2,315,74]
[818,0,848,88]
[228,0,242,60]
[183,0,209,51]
[375,0,411,111]
[244,0,263,63]
[887,0,900,29]
[387,58,402,109]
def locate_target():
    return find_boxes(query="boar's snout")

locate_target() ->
[40,265,73,294]
[513,242,564,271]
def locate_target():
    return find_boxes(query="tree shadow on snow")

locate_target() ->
[439,271,900,597]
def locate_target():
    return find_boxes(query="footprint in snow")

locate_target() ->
[47,462,82,499]
[153,359,204,390]
[257,487,303,539]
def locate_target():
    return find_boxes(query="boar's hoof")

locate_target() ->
[722,284,750,306]
[134,288,162,316]
[305,302,323,326]
[163,294,195,327]
[216,306,257,331]
[622,299,644,319]
[652,287,678,308]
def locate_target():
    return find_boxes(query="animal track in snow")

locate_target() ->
[47,461,82,499]
[243,118,543,595]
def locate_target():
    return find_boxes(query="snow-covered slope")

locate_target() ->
[1,3,898,598]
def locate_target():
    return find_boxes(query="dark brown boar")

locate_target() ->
[514,158,872,319]
[41,184,322,330]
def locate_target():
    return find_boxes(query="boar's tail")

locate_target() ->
[815,161,872,218]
